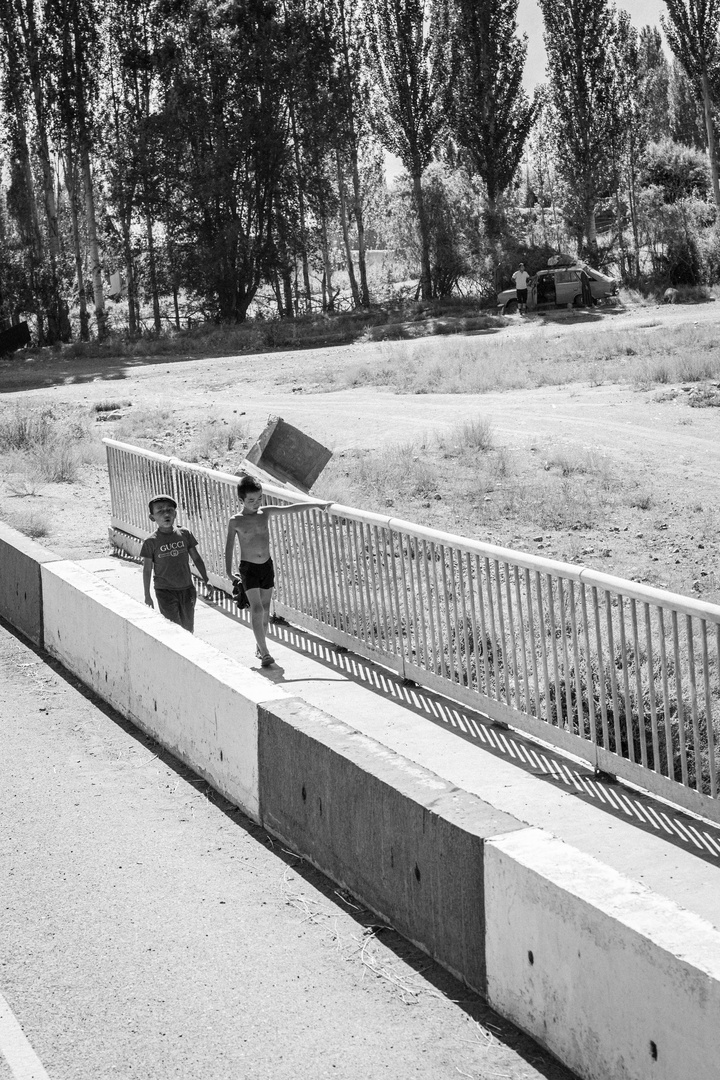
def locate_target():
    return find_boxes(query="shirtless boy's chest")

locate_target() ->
[237,515,269,543]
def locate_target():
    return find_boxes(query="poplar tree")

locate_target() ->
[662,0,720,205]
[448,0,537,243]
[539,0,622,260]
[365,0,450,300]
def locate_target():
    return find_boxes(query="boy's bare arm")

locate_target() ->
[264,500,332,517]
[142,558,154,607]
[224,517,239,578]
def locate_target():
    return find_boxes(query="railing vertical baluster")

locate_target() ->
[438,545,456,683]
[702,620,716,798]
[591,588,609,750]
[345,520,360,641]
[351,521,368,645]
[567,581,583,738]
[458,555,472,690]
[332,516,351,636]
[616,598,636,763]
[504,563,521,709]
[514,568,530,716]
[318,512,339,631]
[421,540,438,675]
[644,604,661,773]
[362,522,377,650]
[579,584,596,743]
[558,579,574,732]
[272,513,291,611]
[671,611,688,787]
[484,559,500,700]
[429,543,447,679]
[473,556,490,695]
[630,599,649,768]
[658,609,674,780]
[605,591,623,755]
[685,615,702,793]
[494,562,510,704]
[534,572,551,723]
[374,525,392,654]
[546,575,563,727]
[294,511,315,618]
[449,549,464,686]
[525,568,541,719]
[411,537,426,671]
[397,533,414,669]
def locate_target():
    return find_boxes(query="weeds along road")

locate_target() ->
[0,621,577,1080]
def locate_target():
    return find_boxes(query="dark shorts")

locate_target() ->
[239,557,275,592]
[517,289,528,303]
[155,585,197,632]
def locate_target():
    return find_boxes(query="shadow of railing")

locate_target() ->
[207,590,720,867]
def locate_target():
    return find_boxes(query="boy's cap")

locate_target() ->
[148,493,177,513]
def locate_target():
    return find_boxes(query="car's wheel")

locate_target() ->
[572,293,584,308]
[504,299,518,314]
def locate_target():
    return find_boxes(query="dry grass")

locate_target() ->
[344,321,720,396]
[0,405,103,494]
[0,500,50,537]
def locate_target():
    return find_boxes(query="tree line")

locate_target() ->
[0,0,718,344]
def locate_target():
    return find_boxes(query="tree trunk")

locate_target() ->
[320,215,334,312]
[121,221,137,336]
[701,71,720,208]
[272,271,284,317]
[80,141,107,340]
[349,145,370,307]
[145,209,162,333]
[287,91,313,313]
[412,171,432,301]
[337,152,360,308]
[64,143,89,341]
[583,204,598,262]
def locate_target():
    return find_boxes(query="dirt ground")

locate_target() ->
[1,300,720,604]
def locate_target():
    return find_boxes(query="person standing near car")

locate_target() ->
[512,262,530,314]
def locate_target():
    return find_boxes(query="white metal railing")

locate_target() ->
[104,438,720,823]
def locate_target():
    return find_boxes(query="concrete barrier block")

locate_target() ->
[485,828,720,1080]
[258,697,526,993]
[41,560,288,821]
[0,521,61,645]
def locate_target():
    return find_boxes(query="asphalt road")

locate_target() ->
[0,619,577,1080]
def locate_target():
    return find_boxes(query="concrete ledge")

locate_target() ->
[40,560,288,821]
[257,696,526,993]
[485,828,720,1080]
[0,522,61,646]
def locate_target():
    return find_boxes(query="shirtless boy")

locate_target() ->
[224,474,332,667]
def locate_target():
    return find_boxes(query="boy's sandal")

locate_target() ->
[260,652,274,668]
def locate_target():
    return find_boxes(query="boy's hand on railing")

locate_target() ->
[319,501,333,511]
[203,583,215,602]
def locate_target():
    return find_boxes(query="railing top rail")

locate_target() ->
[104,439,720,623]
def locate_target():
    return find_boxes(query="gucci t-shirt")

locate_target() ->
[140,527,198,590]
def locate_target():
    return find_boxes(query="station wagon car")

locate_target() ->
[498,265,618,314]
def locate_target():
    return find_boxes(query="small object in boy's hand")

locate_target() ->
[232,575,250,610]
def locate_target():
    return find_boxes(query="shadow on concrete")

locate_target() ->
[0,612,577,1080]
[246,610,720,869]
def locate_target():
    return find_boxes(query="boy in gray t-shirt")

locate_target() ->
[140,494,213,633]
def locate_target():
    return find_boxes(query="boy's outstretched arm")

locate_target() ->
[264,500,332,517]
[224,519,238,578]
